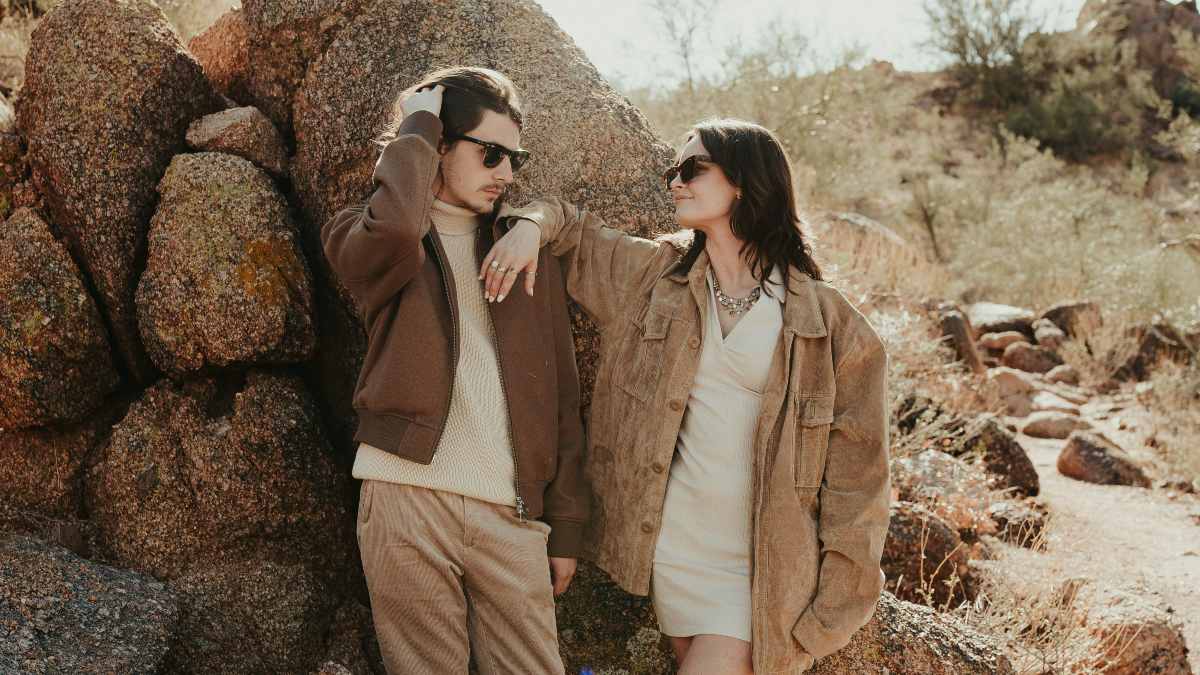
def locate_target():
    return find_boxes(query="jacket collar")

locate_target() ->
[663,232,827,338]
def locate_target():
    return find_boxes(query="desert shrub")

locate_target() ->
[1007,35,1171,160]
[1142,360,1200,487]
[1005,85,1117,160]
[921,0,1041,109]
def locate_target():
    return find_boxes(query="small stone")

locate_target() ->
[1022,411,1092,439]
[1057,431,1150,488]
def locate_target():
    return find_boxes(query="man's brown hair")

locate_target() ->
[376,66,523,148]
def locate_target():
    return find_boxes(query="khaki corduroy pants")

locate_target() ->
[356,479,565,674]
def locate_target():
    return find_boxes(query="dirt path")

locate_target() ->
[993,393,1200,671]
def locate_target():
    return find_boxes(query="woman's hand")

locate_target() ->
[479,219,540,302]
[401,84,444,118]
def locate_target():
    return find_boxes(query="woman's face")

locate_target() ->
[669,135,739,233]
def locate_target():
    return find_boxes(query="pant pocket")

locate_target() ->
[358,480,375,527]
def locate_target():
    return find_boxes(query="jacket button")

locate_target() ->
[641,522,654,534]
[688,336,701,349]
[669,399,683,412]
[651,461,665,474]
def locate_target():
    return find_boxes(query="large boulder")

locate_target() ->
[188,1,373,139]
[319,599,382,675]
[950,414,1040,497]
[0,398,127,521]
[882,501,979,607]
[1080,584,1191,675]
[16,0,222,383]
[811,593,1015,674]
[0,535,180,674]
[84,370,353,582]
[555,563,671,673]
[135,152,316,375]
[1058,431,1151,488]
[0,207,120,429]
[163,559,341,674]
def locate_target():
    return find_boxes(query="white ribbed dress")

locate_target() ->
[651,268,783,642]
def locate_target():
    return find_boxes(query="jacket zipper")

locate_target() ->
[479,230,526,521]
[428,236,459,456]
[488,311,526,520]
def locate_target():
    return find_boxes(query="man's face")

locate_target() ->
[435,109,521,214]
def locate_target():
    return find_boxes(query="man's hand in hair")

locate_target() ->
[401,84,444,118]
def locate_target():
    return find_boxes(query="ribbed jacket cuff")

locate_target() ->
[397,109,442,148]
[544,519,585,559]
[793,606,844,660]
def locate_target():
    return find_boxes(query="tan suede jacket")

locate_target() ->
[510,198,891,673]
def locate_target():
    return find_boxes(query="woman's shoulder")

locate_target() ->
[805,278,886,350]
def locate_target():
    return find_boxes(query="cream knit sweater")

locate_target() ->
[351,199,517,507]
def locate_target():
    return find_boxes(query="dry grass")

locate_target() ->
[1140,360,1200,487]
[0,2,36,93]
[954,567,1136,674]
[1056,318,1145,388]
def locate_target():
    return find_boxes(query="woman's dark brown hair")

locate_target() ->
[375,66,523,148]
[677,118,822,294]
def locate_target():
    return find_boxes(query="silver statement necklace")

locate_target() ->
[711,273,761,316]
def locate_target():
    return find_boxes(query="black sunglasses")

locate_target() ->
[448,133,531,172]
[662,154,714,187]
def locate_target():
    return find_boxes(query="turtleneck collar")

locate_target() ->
[431,198,484,236]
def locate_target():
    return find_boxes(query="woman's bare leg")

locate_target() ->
[668,635,693,665]
[677,634,753,675]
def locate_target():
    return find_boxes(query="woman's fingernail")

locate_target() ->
[497,294,505,302]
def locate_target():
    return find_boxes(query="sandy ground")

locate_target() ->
[991,393,1200,672]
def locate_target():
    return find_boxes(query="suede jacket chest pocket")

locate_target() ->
[616,307,671,403]
[795,394,834,488]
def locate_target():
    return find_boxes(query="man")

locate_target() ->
[320,66,587,674]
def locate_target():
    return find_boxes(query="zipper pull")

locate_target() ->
[515,495,527,521]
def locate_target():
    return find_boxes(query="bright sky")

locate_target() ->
[534,0,1088,88]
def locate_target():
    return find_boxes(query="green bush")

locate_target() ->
[1170,81,1200,118]
[1005,88,1116,160]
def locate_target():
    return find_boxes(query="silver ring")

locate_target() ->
[490,260,500,269]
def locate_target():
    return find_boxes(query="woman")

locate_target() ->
[484,119,890,674]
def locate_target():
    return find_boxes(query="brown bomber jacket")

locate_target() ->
[319,110,589,557]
